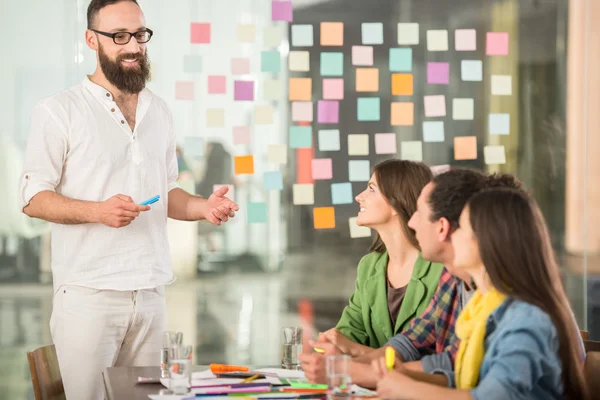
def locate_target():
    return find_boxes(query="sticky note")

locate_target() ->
[289,77,312,101]
[430,165,451,175]
[323,79,344,100]
[206,109,225,127]
[349,217,371,238]
[289,51,310,72]
[292,24,313,47]
[391,102,414,126]
[454,136,478,160]
[237,24,256,43]
[320,52,344,76]
[331,183,353,205]
[318,100,339,124]
[292,102,313,122]
[183,55,203,73]
[208,76,226,94]
[264,171,284,190]
[389,48,412,72]
[314,207,335,229]
[489,113,510,135]
[486,32,509,55]
[424,95,446,117]
[261,51,281,73]
[453,98,474,120]
[191,22,210,44]
[492,75,512,95]
[455,29,476,51]
[427,30,448,51]
[423,121,445,142]
[247,202,267,223]
[255,105,274,124]
[312,158,333,180]
[461,60,482,82]
[349,160,370,182]
[392,74,413,95]
[234,155,254,174]
[318,129,341,151]
[264,25,282,47]
[352,46,374,66]
[401,141,423,161]
[175,81,194,100]
[348,134,369,156]
[289,126,313,148]
[213,184,235,200]
[233,126,251,145]
[321,22,344,46]
[234,80,254,101]
[263,79,280,101]
[268,144,287,164]
[484,145,506,164]
[184,136,204,158]
[397,23,419,45]
[272,0,293,22]
[362,22,383,45]
[232,58,250,75]
[375,133,397,154]
[357,98,380,121]
[427,62,449,85]
[356,68,379,92]
[293,184,314,205]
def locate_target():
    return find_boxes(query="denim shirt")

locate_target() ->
[432,299,565,400]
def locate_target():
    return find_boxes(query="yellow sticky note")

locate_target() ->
[234,155,254,175]
[348,134,369,156]
[206,109,225,127]
[268,144,287,164]
[349,217,371,238]
[314,207,336,229]
[237,24,256,43]
[264,25,282,47]
[454,136,478,160]
[484,145,506,164]
[392,74,413,96]
[356,68,379,92]
[289,78,312,101]
[321,22,344,46]
[293,184,314,205]
[391,102,414,126]
[289,51,310,72]
[255,105,274,125]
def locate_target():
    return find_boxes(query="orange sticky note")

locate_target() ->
[356,68,379,92]
[321,22,344,46]
[391,102,414,126]
[313,207,336,229]
[289,78,312,101]
[392,74,413,95]
[454,136,478,160]
[234,155,254,175]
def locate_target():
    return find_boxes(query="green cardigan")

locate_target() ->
[335,251,443,349]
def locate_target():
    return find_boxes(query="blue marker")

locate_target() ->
[140,195,160,206]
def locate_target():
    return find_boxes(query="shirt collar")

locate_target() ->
[82,76,152,102]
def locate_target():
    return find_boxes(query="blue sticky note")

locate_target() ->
[318,129,340,151]
[183,55,203,73]
[261,50,281,73]
[264,171,284,190]
[362,23,383,45]
[320,52,344,76]
[292,24,313,47]
[289,126,313,148]
[349,160,370,182]
[184,136,204,158]
[461,60,482,81]
[389,48,412,72]
[331,182,353,205]
[489,113,510,135]
[247,202,267,223]
[423,121,445,142]
[357,98,380,121]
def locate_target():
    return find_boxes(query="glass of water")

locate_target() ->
[326,355,352,399]
[161,331,183,378]
[281,326,303,370]
[168,344,193,395]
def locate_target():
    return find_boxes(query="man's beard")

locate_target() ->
[98,42,151,94]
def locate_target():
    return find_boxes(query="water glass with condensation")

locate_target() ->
[161,331,183,378]
[326,355,352,399]
[281,327,303,369]
[168,344,193,395]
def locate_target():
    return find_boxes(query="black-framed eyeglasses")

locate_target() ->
[91,28,153,45]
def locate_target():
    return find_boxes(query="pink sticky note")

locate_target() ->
[352,46,373,66]
[375,133,397,154]
[191,23,211,44]
[231,58,251,75]
[175,81,194,100]
[427,62,449,84]
[312,158,333,180]
[486,32,509,55]
[213,184,235,201]
[272,1,293,22]
[208,76,226,94]
[318,100,339,124]
[455,29,476,51]
[424,95,446,117]
[233,126,251,145]
[234,80,254,101]
[292,102,313,122]
[323,79,344,100]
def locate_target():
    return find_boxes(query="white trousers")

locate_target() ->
[50,285,166,400]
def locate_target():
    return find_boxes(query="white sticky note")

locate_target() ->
[484,145,506,164]
[492,75,512,95]
[291,24,314,47]
[292,102,313,122]
[319,129,341,151]
[397,23,419,45]
[293,184,315,205]
[264,25,282,47]
[268,144,287,164]
[423,121,445,142]
[184,136,204,158]
[289,51,310,72]
[263,79,280,101]
[489,113,510,135]
[348,160,370,182]
[206,109,225,127]
[401,141,423,161]
[424,95,446,117]
[461,60,483,82]
[255,105,274,124]
[237,24,256,43]
[427,30,448,51]
[348,134,369,156]
[349,217,372,238]
[452,98,474,120]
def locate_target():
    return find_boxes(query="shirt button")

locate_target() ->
[25,175,29,179]
[106,93,110,97]
[121,120,125,124]
[111,108,115,112]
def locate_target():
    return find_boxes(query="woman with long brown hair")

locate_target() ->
[372,187,588,399]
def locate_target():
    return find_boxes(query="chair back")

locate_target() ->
[26,344,65,400]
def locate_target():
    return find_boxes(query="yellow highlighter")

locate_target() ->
[314,347,325,353]
[385,346,395,371]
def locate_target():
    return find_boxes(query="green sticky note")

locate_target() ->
[261,50,281,73]
[357,97,380,121]
[320,52,344,76]
[289,126,313,148]
[247,202,267,223]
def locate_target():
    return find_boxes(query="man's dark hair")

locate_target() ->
[87,0,139,29]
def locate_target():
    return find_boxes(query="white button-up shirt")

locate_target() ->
[20,77,178,294]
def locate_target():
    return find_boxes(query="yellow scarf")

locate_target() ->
[454,288,507,389]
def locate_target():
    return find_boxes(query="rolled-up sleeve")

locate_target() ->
[165,108,179,192]
[386,334,422,362]
[20,102,68,211]
[422,351,453,374]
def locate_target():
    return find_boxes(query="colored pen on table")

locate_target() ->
[241,374,260,383]
[140,194,160,206]
[209,363,250,373]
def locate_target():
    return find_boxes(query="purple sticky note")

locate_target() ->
[272,1,293,22]
[318,100,339,124]
[234,80,254,101]
[427,62,449,85]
